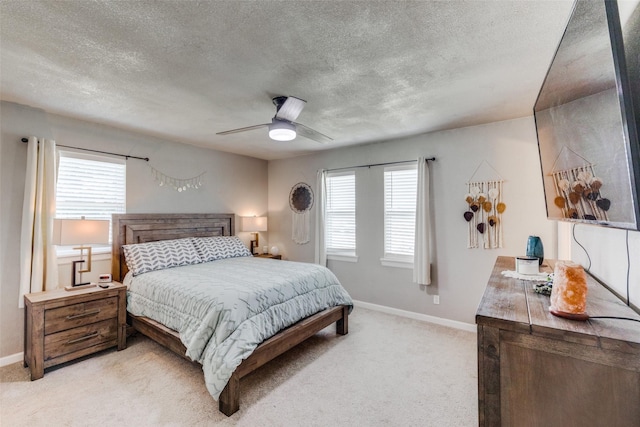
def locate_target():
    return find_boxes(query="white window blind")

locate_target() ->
[384,165,417,262]
[325,171,356,255]
[56,151,126,245]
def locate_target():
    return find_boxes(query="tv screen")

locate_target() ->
[534,0,640,230]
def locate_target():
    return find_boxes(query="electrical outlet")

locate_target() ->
[433,295,440,305]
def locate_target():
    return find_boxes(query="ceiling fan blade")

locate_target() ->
[275,96,306,121]
[294,122,333,144]
[216,123,270,135]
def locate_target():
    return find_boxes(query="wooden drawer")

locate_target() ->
[25,283,127,380]
[44,318,117,361]
[45,297,118,335]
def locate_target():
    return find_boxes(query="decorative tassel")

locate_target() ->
[150,166,205,192]
[466,179,504,250]
[292,211,310,244]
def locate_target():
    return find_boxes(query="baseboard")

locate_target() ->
[353,300,477,332]
[0,352,23,367]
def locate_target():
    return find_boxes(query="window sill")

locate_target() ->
[327,254,359,263]
[57,246,112,260]
[380,257,414,269]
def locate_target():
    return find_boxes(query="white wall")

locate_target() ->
[268,117,556,325]
[0,101,268,359]
[568,224,640,309]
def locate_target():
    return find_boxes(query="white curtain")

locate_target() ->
[413,158,431,285]
[314,169,328,266]
[19,137,59,307]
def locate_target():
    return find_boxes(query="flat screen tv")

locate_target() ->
[534,0,640,230]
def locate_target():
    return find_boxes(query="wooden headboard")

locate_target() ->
[111,213,235,282]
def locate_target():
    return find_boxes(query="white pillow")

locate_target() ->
[122,238,202,276]
[191,236,252,262]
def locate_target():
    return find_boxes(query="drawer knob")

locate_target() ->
[65,309,100,320]
[66,332,99,345]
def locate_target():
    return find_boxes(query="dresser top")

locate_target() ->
[476,256,640,353]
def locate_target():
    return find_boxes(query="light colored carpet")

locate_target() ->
[1,307,478,426]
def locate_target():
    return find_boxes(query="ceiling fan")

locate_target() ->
[216,96,332,144]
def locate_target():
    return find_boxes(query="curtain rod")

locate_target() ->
[324,157,435,173]
[21,137,149,162]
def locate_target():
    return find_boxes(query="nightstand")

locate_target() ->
[24,282,127,380]
[254,253,282,260]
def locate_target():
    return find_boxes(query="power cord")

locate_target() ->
[572,223,592,271]
[589,316,640,323]
[625,229,630,306]
[571,224,633,308]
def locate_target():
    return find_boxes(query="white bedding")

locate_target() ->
[124,256,353,399]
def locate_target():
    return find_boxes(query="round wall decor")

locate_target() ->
[289,182,314,213]
[289,182,313,245]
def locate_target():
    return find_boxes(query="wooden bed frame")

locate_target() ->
[111,213,349,416]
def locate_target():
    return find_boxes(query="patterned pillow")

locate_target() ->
[122,238,203,276]
[192,236,252,262]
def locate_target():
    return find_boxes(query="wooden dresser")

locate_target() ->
[476,256,640,427]
[24,283,127,380]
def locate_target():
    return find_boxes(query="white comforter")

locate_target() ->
[124,256,353,399]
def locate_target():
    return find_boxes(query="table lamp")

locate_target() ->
[52,218,110,289]
[241,216,267,254]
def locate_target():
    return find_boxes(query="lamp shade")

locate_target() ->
[52,219,110,245]
[268,120,296,141]
[241,216,268,232]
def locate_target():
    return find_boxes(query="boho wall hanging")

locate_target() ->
[464,161,505,249]
[150,165,205,192]
[550,147,610,221]
[290,182,314,244]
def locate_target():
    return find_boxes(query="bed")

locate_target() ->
[111,213,352,416]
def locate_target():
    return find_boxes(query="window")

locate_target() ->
[382,165,417,267]
[325,171,356,259]
[56,151,126,251]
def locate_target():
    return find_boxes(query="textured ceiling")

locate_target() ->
[0,0,575,160]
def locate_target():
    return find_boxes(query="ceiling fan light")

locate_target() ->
[269,120,296,141]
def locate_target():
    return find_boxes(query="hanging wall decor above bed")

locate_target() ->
[150,165,205,192]
[464,160,505,249]
[290,182,313,244]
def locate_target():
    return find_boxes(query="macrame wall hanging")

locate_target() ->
[289,182,314,244]
[550,147,610,221]
[150,165,205,192]
[463,161,505,249]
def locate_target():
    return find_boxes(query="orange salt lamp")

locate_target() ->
[549,261,589,321]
